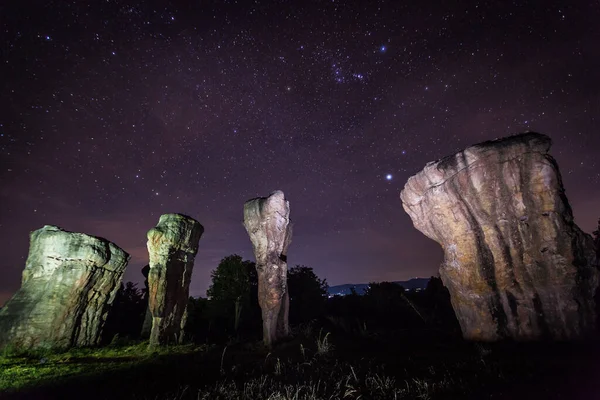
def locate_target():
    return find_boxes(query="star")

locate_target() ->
[385,174,393,181]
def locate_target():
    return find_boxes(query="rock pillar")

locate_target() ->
[0,225,129,350]
[401,133,598,340]
[243,190,292,347]
[147,214,203,347]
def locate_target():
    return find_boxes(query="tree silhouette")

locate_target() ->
[287,265,328,324]
[207,255,253,331]
[102,282,146,343]
[593,218,600,260]
[364,282,406,315]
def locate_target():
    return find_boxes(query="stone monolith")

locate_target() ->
[243,190,292,347]
[400,132,598,341]
[147,214,203,347]
[0,225,129,350]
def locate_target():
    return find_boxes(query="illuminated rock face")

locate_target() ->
[401,133,598,341]
[0,225,129,350]
[243,190,292,347]
[147,214,203,347]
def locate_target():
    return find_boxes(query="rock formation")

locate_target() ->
[401,132,598,341]
[0,225,129,350]
[243,190,292,347]
[146,214,203,347]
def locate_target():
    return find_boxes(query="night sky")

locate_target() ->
[1,1,599,304]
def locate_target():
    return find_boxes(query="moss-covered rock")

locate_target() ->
[0,225,129,350]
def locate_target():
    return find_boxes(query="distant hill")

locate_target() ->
[327,278,430,296]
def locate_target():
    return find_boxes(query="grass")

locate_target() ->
[0,341,206,393]
[1,327,599,399]
[315,329,333,355]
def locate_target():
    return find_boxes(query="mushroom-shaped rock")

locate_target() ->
[146,214,203,347]
[401,132,598,341]
[243,190,292,347]
[0,225,129,350]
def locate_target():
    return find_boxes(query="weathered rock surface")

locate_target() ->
[0,225,129,350]
[401,132,598,341]
[243,190,292,347]
[147,214,203,347]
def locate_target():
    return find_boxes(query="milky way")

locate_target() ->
[1,1,599,303]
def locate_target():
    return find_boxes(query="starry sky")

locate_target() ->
[1,0,599,304]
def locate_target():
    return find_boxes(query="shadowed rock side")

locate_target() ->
[0,225,129,350]
[401,132,598,341]
[243,190,292,347]
[147,214,203,347]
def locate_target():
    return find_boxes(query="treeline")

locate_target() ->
[102,254,460,344]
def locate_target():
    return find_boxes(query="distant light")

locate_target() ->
[380,45,386,52]
[386,174,393,181]
[45,36,51,41]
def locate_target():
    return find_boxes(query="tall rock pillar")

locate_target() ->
[400,133,598,341]
[147,214,203,347]
[0,225,129,350]
[243,190,292,347]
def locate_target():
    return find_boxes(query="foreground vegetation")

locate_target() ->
[2,253,599,399]
[1,327,598,399]
[0,341,206,392]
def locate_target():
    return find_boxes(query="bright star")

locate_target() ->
[380,45,386,52]
[386,174,393,181]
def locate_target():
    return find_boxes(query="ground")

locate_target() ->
[1,328,598,399]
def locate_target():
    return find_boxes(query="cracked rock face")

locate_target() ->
[401,133,598,341]
[147,214,203,347]
[0,225,129,350]
[243,190,292,347]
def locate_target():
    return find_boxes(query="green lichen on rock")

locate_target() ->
[0,225,129,350]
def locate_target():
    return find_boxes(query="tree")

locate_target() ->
[593,218,600,260]
[424,276,460,331]
[207,255,253,331]
[364,282,406,307]
[102,282,146,343]
[184,296,209,343]
[287,265,328,324]
[364,281,428,328]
